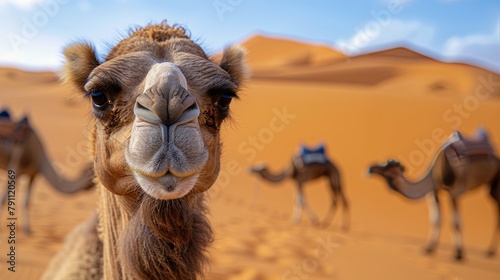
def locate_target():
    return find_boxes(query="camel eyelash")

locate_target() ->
[214,92,234,110]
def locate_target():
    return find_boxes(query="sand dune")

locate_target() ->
[246,37,500,96]
[242,35,347,70]
[0,35,499,279]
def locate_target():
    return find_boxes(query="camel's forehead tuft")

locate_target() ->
[106,22,206,61]
[129,22,190,42]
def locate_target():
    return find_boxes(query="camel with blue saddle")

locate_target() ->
[250,143,349,229]
[368,129,500,260]
[0,108,94,234]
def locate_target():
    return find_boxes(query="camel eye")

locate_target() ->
[216,93,233,111]
[90,90,109,110]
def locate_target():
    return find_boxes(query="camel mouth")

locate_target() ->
[125,116,209,200]
[367,166,377,175]
[367,165,385,177]
[133,171,200,200]
[366,167,375,177]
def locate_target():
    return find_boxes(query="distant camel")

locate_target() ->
[250,144,349,229]
[0,110,94,234]
[368,130,500,260]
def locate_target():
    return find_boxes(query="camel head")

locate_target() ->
[63,22,247,200]
[249,164,268,174]
[368,159,405,191]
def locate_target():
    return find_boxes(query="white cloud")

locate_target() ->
[335,19,435,55]
[0,0,46,10]
[444,24,499,55]
[443,22,500,72]
[0,34,65,70]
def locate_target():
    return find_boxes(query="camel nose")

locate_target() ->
[135,63,199,125]
[367,166,376,174]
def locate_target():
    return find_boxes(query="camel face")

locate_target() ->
[369,159,404,173]
[368,160,405,186]
[125,62,208,199]
[249,164,267,173]
[63,23,247,200]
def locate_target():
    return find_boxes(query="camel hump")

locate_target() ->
[445,130,496,161]
[0,120,16,138]
[297,143,328,166]
[11,116,31,142]
[0,113,31,141]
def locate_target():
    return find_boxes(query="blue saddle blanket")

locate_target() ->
[297,144,328,165]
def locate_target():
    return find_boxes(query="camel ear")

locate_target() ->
[219,45,249,87]
[62,42,100,91]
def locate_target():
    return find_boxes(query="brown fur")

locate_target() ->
[219,46,249,87]
[119,194,212,280]
[63,43,100,89]
[43,21,247,279]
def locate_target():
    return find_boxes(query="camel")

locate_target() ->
[0,110,94,234]
[41,21,248,279]
[250,144,349,229]
[368,130,500,260]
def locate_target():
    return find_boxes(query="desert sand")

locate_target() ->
[0,35,499,280]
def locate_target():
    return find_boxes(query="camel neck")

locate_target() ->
[40,152,93,193]
[97,184,137,280]
[257,168,289,183]
[97,182,212,279]
[392,169,435,200]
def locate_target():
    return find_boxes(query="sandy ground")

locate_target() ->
[0,36,499,279]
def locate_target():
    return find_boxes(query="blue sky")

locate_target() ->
[0,0,499,72]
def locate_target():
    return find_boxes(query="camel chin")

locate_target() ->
[133,172,200,200]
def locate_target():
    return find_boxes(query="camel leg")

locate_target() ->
[322,175,339,228]
[291,184,318,225]
[323,189,350,230]
[21,174,35,235]
[291,185,303,224]
[298,184,319,226]
[323,172,350,230]
[322,192,337,228]
[450,196,464,260]
[487,201,500,257]
[487,175,500,257]
[424,191,441,255]
[340,190,350,231]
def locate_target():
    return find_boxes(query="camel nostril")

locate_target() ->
[174,100,200,125]
[136,101,149,111]
[185,103,198,112]
[134,100,161,123]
